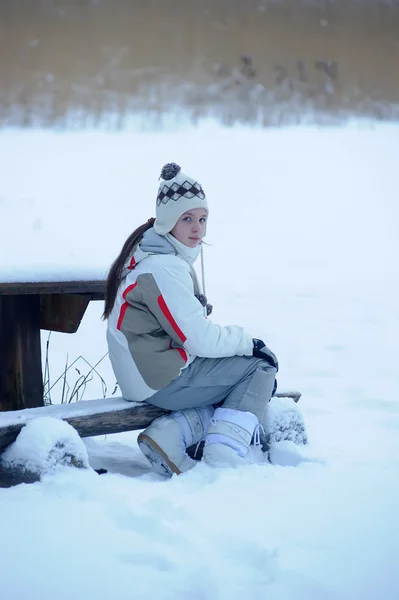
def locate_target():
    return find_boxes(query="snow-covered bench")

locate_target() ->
[0,279,307,487]
[0,397,167,452]
[0,391,302,451]
[0,391,306,487]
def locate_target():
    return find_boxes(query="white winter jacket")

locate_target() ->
[106,228,253,402]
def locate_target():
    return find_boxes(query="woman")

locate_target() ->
[103,163,278,477]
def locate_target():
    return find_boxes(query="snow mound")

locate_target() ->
[265,397,308,447]
[0,417,90,475]
[269,440,325,467]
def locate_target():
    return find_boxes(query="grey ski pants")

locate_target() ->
[147,356,277,422]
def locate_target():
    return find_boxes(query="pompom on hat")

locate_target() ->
[154,163,208,235]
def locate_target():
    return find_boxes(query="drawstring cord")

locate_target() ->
[200,244,206,300]
[198,244,212,316]
[199,245,213,316]
[166,234,212,317]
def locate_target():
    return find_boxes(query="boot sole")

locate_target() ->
[137,433,182,477]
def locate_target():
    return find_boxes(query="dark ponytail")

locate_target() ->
[102,218,155,320]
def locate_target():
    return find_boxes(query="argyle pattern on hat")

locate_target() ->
[157,180,205,206]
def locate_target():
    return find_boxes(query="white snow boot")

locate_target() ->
[137,406,214,477]
[202,407,261,468]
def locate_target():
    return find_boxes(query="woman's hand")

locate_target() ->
[252,338,279,372]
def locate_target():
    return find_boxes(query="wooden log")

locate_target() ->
[0,419,91,488]
[0,463,40,488]
[0,392,302,453]
[275,391,301,403]
[0,295,44,411]
[0,397,169,452]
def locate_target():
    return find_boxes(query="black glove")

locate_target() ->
[252,338,279,372]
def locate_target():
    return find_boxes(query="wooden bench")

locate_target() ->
[0,391,303,486]
[0,388,303,489]
[0,397,167,452]
[0,277,303,486]
[0,391,301,454]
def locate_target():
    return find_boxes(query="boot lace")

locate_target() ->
[253,423,265,447]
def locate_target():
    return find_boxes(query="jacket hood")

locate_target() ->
[138,227,174,257]
[121,227,200,278]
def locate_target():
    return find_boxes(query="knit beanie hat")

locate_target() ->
[154,163,208,236]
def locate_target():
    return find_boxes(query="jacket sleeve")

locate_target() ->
[134,263,254,358]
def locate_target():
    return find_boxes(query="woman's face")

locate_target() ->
[170,208,208,248]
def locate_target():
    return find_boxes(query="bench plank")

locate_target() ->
[0,397,168,452]
[0,281,105,297]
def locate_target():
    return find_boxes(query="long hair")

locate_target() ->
[102,217,155,320]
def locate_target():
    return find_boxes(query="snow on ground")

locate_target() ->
[0,121,399,599]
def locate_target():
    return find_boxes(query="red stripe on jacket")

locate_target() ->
[117,283,138,330]
[127,256,136,270]
[169,340,188,363]
[158,294,187,342]
[175,347,188,362]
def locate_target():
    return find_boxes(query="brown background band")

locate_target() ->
[1,0,398,127]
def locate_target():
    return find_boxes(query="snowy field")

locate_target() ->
[0,121,399,599]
